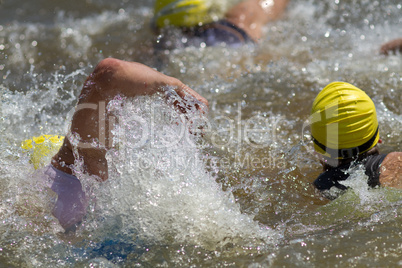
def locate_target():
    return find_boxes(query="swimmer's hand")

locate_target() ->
[164,88,209,137]
[162,78,209,137]
[380,38,402,55]
[165,78,209,115]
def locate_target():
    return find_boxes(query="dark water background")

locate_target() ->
[0,0,401,267]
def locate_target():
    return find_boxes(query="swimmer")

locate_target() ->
[380,38,402,55]
[309,82,401,199]
[44,58,208,231]
[152,0,289,49]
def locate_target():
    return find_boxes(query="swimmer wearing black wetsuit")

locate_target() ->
[152,0,289,49]
[309,82,402,199]
[155,19,255,50]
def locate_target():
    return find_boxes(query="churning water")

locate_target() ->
[0,0,401,266]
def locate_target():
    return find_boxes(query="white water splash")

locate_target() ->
[89,93,281,250]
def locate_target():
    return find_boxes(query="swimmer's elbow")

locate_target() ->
[92,58,123,86]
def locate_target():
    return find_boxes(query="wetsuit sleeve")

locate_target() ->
[313,168,349,191]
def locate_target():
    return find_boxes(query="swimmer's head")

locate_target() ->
[310,82,379,160]
[153,0,214,29]
[21,135,64,169]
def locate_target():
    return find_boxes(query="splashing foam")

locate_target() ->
[336,165,394,210]
[90,91,280,250]
[56,10,130,59]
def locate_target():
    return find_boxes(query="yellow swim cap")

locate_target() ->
[21,135,64,169]
[153,0,213,28]
[310,82,379,159]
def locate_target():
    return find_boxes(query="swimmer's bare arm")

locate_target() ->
[52,58,208,181]
[379,152,402,189]
[380,38,402,55]
[80,58,207,106]
[225,0,289,41]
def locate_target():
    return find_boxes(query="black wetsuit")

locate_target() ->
[155,19,254,50]
[313,154,387,196]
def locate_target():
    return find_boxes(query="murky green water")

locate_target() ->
[1,0,401,267]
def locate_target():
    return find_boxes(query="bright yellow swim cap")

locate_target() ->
[153,0,214,28]
[310,82,379,159]
[21,135,64,169]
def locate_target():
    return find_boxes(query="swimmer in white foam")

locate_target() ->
[45,58,208,231]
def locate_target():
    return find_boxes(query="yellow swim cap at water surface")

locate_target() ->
[153,0,214,28]
[310,82,379,159]
[21,135,64,169]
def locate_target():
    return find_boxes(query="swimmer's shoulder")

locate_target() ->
[379,152,402,189]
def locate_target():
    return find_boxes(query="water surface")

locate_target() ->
[1,0,401,266]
